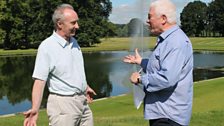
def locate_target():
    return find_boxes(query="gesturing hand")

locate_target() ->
[123,48,142,65]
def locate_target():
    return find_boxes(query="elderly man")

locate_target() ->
[24,4,96,126]
[124,0,193,126]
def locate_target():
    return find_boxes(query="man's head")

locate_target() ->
[147,0,177,35]
[52,4,79,40]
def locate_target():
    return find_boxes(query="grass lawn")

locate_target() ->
[0,49,37,56]
[0,37,224,56]
[0,77,224,126]
[190,37,224,52]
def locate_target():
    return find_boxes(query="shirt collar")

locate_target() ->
[53,31,71,48]
[159,25,179,43]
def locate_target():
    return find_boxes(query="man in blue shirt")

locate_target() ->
[123,0,193,125]
[23,4,96,126]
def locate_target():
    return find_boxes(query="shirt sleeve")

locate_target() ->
[140,59,149,73]
[32,44,50,81]
[141,47,186,92]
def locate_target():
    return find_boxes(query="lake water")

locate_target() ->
[0,51,224,115]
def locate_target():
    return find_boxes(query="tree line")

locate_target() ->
[0,0,223,50]
[0,0,114,49]
[115,0,224,38]
[181,0,224,37]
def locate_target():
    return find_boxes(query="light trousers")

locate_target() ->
[47,94,93,126]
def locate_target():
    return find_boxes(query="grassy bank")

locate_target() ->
[0,37,224,56]
[0,77,224,126]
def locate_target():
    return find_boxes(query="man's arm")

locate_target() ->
[23,79,46,126]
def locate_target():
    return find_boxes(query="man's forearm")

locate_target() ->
[31,79,46,111]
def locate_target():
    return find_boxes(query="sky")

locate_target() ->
[109,0,213,24]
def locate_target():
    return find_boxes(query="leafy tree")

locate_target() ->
[115,24,128,37]
[0,0,54,49]
[0,0,112,49]
[0,0,23,49]
[75,0,112,46]
[180,1,207,37]
[207,0,224,36]
[102,21,117,37]
[0,1,6,48]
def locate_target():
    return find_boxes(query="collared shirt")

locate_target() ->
[141,25,193,125]
[32,31,87,95]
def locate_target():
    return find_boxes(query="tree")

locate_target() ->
[207,0,224,36]
[180,1,207,37]
[0,0,23,49]
[0,0,112,49]
[75,0,112,46]
[115,24,128,37]
[0,1,6,47]
[102,21,117,37]
[0,0,54,49]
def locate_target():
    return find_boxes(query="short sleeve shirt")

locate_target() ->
[32,31,87,95]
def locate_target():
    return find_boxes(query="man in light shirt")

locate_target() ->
[124,0,193,125]
[23,3,96,126]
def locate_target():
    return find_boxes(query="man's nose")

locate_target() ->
[146,20,150,26]
[75,23,79,29]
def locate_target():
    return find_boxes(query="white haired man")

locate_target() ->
[124,0,193,125]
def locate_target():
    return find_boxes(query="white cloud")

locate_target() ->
[109,0,150,24]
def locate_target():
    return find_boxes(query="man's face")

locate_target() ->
[146,7,163,35]
[58,9,79,38]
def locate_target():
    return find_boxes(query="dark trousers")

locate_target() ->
[149,118,182,126]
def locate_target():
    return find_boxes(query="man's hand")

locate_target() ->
[86,86,97,103]
[130,72,141,84]
[23,109,38,126]
[123,48,142,65]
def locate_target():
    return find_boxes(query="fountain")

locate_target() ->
[124,0,151,109]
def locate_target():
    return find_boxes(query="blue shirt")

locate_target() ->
[141,25,193,125]
[32,31,87,95]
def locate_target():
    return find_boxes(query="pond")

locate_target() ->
[0,51,224,115]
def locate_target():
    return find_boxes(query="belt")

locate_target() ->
[50,91,86,97]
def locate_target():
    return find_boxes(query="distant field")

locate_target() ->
[83,37,224,52]
[0,37,223,56]
[0,77,224,126]
[190,37,224,52]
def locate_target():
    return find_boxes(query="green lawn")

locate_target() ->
[190,37,224,52]
[0,49,37,56]
[0,77,224,126]
[0,37,224,56]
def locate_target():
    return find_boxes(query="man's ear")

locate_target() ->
[57,20,63,29]
[161,15,167,25]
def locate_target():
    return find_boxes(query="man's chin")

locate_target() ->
[150,30,159,36]
[70,33,76,37]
